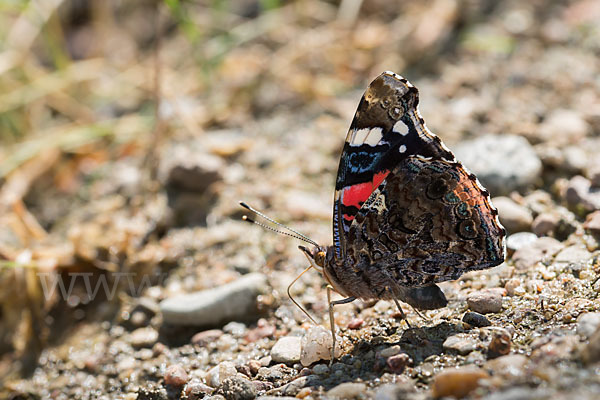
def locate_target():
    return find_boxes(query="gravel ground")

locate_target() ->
[2,0,600,399]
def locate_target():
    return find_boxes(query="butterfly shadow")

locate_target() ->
[289,320,463,394]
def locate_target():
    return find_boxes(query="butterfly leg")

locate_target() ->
[410,306,430,322]
[326,285,356,366]
[390,294,412,329]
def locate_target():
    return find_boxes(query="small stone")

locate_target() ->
[487,329,511,359]
[540,109,589,146]
[386,353,411,374]
[431,367,489,399]
[206,361,238,388]
[300,325,341,366]
[164,365,189,387]
[271,336,302,364]
[453,134,542,195]
[504,278,519,296]
[554,244,592,266]
[586,157,600,187]
[347,318,364,329]
[565,175,600,212]
[485,354,529,379]
[493,197,533,233]
[326,382,367,399]
[130,327,159,348]
[374,382,416,400]
[467,290,503,314]
[312,364,329,375]
[462,312,491,327]
[245,319,275,342]
[506,232,538,252]
[512,237,563,270]
[578,312,600,338]
[216,376,257,400]
[379,345,402,358]
[191,329,224,346]
[583,211,600,232]
[184,379,214,400]
[581,327,600,365]
[531,213,560,236]
[132,297,160,318]
[443,334,478,355]
[160,273,268,326]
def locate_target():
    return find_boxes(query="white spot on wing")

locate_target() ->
[350,127,383,147]
[351,128,369,145]
[399,145,407,153]
[393,120,409,135]
[363,127,383,146]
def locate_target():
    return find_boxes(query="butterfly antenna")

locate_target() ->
[239,202,319,246]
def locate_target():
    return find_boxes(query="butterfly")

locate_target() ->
[242,71,506,363]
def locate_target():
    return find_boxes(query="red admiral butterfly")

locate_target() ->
[242,71,506,363]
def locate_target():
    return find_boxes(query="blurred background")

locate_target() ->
[1,0,600,398]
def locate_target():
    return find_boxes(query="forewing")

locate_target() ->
[332,72,455,261]
[345,156,506,287]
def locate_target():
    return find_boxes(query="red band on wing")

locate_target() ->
[341,170,390,210]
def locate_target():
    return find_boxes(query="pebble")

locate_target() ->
[581,326,600,365]
[164,365,189,387]
[206,361,238,388]
[379,345,402,358]
[493,197,533,233]
[587,156,600,187]
[216,376,257,400]
[386,353,412,374]
[487,329,512,359]
[531,213,560,236]
[184,379,214,400]
[512,237,563,270]
[505,232,538,252]
[453,134,542,195]
[463,311,491,327]
[160,273,268,326]
[577,312,600,338]
[300,325,341,366]
[129,327,159,348]
[485,354,529,379]
[443,334,478,355]
[312,364,329,375]
[485,387,553,400]
[373,383,415,400]
[583,211,600,232]
[347,318,364,329]
[271,336,302,364]
[431,367,489,399]
[504,279,525,296]
[565,175,600,212]
[539,109,589,146]
[245,319,275,342]
[326,382,367,399]
[467,290,503,314]
[554,244,592,266]
[191,329,224,346]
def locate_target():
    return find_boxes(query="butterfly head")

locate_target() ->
[298,245,330,273]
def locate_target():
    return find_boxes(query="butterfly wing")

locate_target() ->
[333,72,455,261]
[344,156,506,291]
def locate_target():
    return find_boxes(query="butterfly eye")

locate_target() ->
[316,251,326,266]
